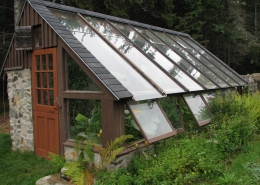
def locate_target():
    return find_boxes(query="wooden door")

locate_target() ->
[32,48,60,158]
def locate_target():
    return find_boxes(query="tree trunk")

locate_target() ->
[255,2,257,33]
[14,0,25,25]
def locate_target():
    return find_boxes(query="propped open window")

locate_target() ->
[202,91,216,108]
[182,93,212,126]
[126,100,177,143]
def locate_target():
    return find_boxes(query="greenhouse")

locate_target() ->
[1,0,246,159]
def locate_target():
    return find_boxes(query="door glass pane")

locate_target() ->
[183,93,212,124]
[127,100,175,142]
[110,21,203,91]
[42,55,46,70]
[149,30,229,88]
[84,16,184,94]
[37,90,41,104]
[181,36,246,86]
[42,73,47,88]
[50,9,162,100]
[159,96,183,129]
[36,73,41,87]
[49,72,53,88]
[36,55,40,70]
[43,90,48,105]
[48,54,53,70]
[66,52,101,91]
[49,90,54,106]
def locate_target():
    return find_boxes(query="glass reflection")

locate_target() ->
[48,54,53,70]
[127,100,175,141]
[181,36,246,85]
[129,26,216,89]
[42,55,46,70]
[50,9,162,101]
[150,30,229,88]
[183,93,212,124]
[166,34,239,87]
[84,16,184,94]
[109,21,204,91]
[36,55,40,70]
[159,96,183,129]
[202,91,216,107]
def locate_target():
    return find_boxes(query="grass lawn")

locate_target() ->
[0,133,58,185]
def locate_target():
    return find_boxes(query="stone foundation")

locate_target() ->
[64,144,154,170]
[7,69,33,151]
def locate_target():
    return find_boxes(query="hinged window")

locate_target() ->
[15,26,32,50]
[33,25,42,49]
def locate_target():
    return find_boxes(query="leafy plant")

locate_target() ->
[217,173,241,185]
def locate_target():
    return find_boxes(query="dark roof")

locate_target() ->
[5,0,248,101]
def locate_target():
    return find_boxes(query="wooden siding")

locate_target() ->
[4,2,57,70]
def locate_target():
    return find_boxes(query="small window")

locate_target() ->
[33,25,42,49]
[126,100,177,143]
[65,52,101,91]
[182,93,212,126]
[202,91,216,107]
[68,99,102,144]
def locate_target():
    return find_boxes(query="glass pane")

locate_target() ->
[36,55,40,70]
[50,9,162,100]
[124,106,143,143]
[37,90,41,104]
[183,93,212,124]
[43,90,48,105]
[149,30,229,88]
[49,72,53,88]
[181,36,246,85]
[48,54,53,70]
[166,33,238,87]
[127,26,216,89]
[127,100,175,141]
[68,99,102,144]
[42,73,47,88]
[110,21,203,91]
[49,90,54,106]
[36,73,41,87]
[35,26,42,47]
[159,96,183,129]
[42,55,46,70]
[66,52,101,91]
[202,91,216,107]
[84,16,184,94]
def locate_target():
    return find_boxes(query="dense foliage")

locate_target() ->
[95,93,260,184]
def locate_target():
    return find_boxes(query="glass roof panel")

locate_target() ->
[127,100,176,143]
[147,30,233,88]
[111,24,217,89]
[183,93,212,125]
[166,34,240,87]
[83,16,185,94]
[109,21,203,91]
[50,9,163,100]
[180,36,246,86]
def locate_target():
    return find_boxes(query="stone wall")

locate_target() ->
[64,144,154,170]
[7,69,34,151]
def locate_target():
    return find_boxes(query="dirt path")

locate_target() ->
[0,114,10,133]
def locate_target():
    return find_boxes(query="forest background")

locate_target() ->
[1,0,260,75]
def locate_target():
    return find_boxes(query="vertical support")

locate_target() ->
[101,100,125,146]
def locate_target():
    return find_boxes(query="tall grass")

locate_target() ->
[0,133,58,185]
[96,93,260,185]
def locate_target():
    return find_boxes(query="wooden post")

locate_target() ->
[101,100,125,146]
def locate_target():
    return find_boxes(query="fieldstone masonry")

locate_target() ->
[7,69,34,151]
